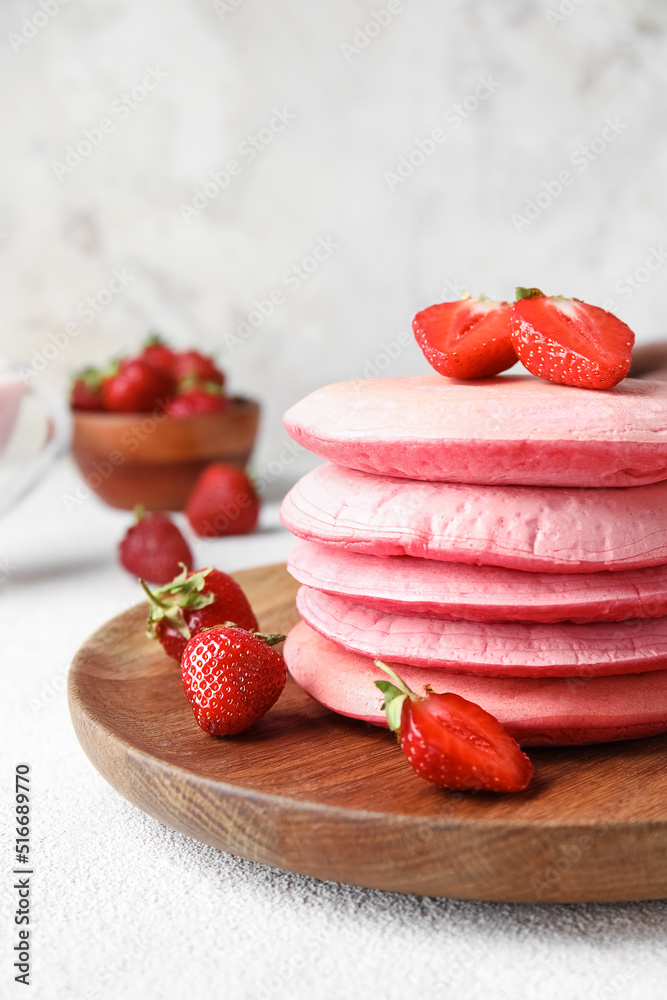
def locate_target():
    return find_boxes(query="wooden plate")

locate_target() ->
[68,563,667,903]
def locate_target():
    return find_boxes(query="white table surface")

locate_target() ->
[1,458,666,1000]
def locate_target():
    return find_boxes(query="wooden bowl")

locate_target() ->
[71,397,260,510]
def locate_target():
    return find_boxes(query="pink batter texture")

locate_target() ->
[287,539,667,623]
[281,463,667,573]
[281,373,667,744]
[284,622,667,746]
[296,585,667,678]
[283,374,667,487]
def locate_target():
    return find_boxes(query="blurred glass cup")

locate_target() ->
[0,362,71,516]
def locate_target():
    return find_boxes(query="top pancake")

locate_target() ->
[283,374,667,487]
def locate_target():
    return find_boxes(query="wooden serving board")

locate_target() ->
[68,563,667,903]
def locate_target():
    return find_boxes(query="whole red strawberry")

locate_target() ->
[413,295,516,379]
[375,663,533,792]
[511,288,634,390]
[173,349,225,387]
[143,565,259,661]
[166,387,228,417]
[102,357,175,413]
[119,510,193,584]
[185,464,259,537]
[140,334,178,379]
[70,368,105,411]
[181,625,286,735]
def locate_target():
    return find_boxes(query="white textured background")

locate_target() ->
[1,0,667,482]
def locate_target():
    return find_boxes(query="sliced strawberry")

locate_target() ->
[375,662,533,792]
[412,295,516,379]
[511,288,634,390]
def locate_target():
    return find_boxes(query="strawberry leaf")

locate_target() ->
[144,331,167,347]
[218,622,286,646]
[375,661,423,734]
[515,287,544,301]
[374,680,406,733]
[143,565,215,640]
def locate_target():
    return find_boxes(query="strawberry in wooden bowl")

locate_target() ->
[70,336,259,511]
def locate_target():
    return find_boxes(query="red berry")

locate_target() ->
[70,372,105,411]
[511,288,635,390]
[119,511,193,584]
[185,464,259,537]
[140,336,178,379]
[181,625,286,736]
[144,566,259,661]
[413,296,516,379]
[173,350,225,387]
[375,663,533,793]
[165,388,228,417]
[102,358,175,413]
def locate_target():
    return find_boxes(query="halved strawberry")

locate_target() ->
[412,295,516,379]
[375,662,533,792]
[511,288,634,390]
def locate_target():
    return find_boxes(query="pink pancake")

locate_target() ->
[283,375,667,487]
[280,463,667,573]
[296,585,667,678]
[284,621,667,745]
[287,540,667,623]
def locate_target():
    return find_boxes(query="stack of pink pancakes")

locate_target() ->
[280,375,667,746]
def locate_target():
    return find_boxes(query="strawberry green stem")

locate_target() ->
[72,361,117,390]
[140,578,168,609]
[220,622,285,645]
[515,287,544,301]
[143,564,215,641]
[255,632,285,646]
[144,331,167,347]
[374,661,422,734]
[197,622,286,645]
[374,661,416,698]
[177,374,224,395]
